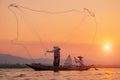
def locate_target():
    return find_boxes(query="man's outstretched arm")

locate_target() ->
[46,50,54,53]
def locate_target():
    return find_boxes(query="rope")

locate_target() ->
[18,10,48,56]
[8,3,98,58]
[8,6,19,40]
[8,6,35,63]
[8,3,85,14]
[83,12,98,58]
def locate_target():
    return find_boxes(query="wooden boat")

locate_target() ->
[26,55,98,71]
[26,63,92,71]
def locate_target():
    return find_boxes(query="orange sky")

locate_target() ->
[0,0,120,65]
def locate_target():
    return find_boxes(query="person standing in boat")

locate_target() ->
[46,46,61,72]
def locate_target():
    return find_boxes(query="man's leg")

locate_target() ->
[54,56,59,72]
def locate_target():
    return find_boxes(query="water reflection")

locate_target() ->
[0,68,120,80]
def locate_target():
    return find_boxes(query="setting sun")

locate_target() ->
[105,45,111,51]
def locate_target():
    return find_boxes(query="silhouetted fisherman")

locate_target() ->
[74,56,98,70]
[46,46,61,72]
[74,56,85,67]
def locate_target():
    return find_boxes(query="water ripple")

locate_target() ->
[14,74,26,77]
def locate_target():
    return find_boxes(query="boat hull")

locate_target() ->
[26,63,91,71]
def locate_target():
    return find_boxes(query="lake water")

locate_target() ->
[0,68,120,80]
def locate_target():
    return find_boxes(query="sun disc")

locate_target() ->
[105,45,110,50]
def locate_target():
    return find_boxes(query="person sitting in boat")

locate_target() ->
[46,46,61,71]
[64,55,72,68]
[74,56,98,70]
[74,56,85,67]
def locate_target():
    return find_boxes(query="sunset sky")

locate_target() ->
[0,0,120,65]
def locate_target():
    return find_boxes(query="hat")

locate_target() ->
[53,46,60,50]
[53,46,59,48]
[78,56,83,58]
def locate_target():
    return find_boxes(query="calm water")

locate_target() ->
[0,68,120,80]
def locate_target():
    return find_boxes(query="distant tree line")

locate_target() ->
[0,63,28,68]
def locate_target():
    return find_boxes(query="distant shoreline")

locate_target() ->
[0,64,28,68]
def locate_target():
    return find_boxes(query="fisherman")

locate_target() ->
[74,56,85,67]
[46,46,61,72]
[64,55,72,68]
[74,56,98,70]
